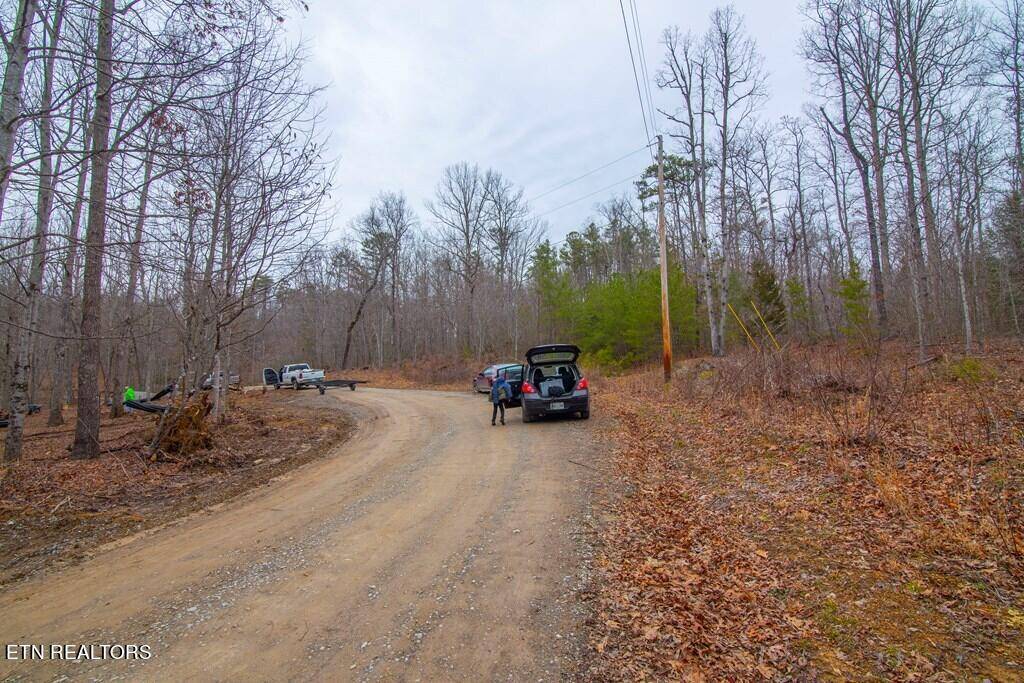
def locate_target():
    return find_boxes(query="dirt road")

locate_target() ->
[0,388,601,681]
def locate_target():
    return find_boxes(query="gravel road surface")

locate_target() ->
[0,388,601,681]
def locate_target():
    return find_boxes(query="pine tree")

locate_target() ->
[751,260,786,338]
[995,191,1024,290]
[786,278,812,337]
[835,259,873,343]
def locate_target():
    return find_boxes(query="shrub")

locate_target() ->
[943,356,996,384]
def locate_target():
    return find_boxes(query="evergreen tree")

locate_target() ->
[530,240,574,338]
[835,259,873,342]
[750,260,786,338]
[786,278,812,337]
[994,191,1024,290]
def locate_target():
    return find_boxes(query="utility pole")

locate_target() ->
[656,134,673,383]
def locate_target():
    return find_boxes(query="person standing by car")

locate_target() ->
[490,373,511,426]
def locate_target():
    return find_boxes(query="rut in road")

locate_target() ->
[0,388,602,681]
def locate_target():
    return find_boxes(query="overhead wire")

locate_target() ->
[501,4,662,242]
[629,0,659,136]
[526,142,652,204]
[618,0,654,152]
[535,172,644,219]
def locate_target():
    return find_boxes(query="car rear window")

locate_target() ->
[531,364,578,378]
[528,351,576,363]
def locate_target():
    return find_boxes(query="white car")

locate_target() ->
[263,363,326,392]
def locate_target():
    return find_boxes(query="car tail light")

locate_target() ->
[577,377,589,391]
[522,381,536,394]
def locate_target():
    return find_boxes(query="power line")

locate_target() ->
[526,143,652,203]
[546,214,652,249]
[618,0,653,148]
[629,0,659,136]
[535,172,644,219]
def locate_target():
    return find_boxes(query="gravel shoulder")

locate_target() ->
[0,388,603,681]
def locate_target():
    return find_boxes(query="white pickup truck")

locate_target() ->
[263,363,326,392]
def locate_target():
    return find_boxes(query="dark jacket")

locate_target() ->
[490,377,512,405]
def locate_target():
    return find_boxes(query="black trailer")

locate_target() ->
[320,379,368,393]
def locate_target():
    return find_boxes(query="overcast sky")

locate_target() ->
[286,1,807,243]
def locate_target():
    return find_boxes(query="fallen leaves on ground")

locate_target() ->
[590,341,1024,681]
[0,390,352,586]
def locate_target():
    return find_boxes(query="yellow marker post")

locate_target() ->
[750,300,781,351]
[727,302,760,352]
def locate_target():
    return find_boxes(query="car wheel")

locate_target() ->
[522,411,533,423]
[580,410,590,420]
[292,379,299,390]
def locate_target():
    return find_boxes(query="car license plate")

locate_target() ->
[550,401,564,410]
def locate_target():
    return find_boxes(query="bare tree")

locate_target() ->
[340,205,391,370]
[427,163,488,355]
[0,0,39,227]
[658,27,724,355]
[3,0,65,460]
[378,191,416,364]
[990,0,1024,196]
[802,0,890,334]
[69,0,114,460]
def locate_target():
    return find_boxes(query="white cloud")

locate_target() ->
[287,1,806,242]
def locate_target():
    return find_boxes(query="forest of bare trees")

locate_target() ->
[2,0,1024,460]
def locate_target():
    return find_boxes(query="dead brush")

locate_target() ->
[698,347,803,410]
[804,347,911,447]
[948,370,1024,572]
[704,352,766,405]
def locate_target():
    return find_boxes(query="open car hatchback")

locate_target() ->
[513,344,590,422]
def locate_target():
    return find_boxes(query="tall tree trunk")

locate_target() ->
[49,108,92,426]
[70,0,115,460]
[698,230,721,356]
[715,260,727,353]
[867,106,892,284]
[947,167,974,353]
[894,28,929,358]
[0,0,38,225]
[821,106,889,336]
[952,211,973,354]
[341,261,385,370]
[910,95,942,324]
[5,2,61,461]
[110,146,154,417]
